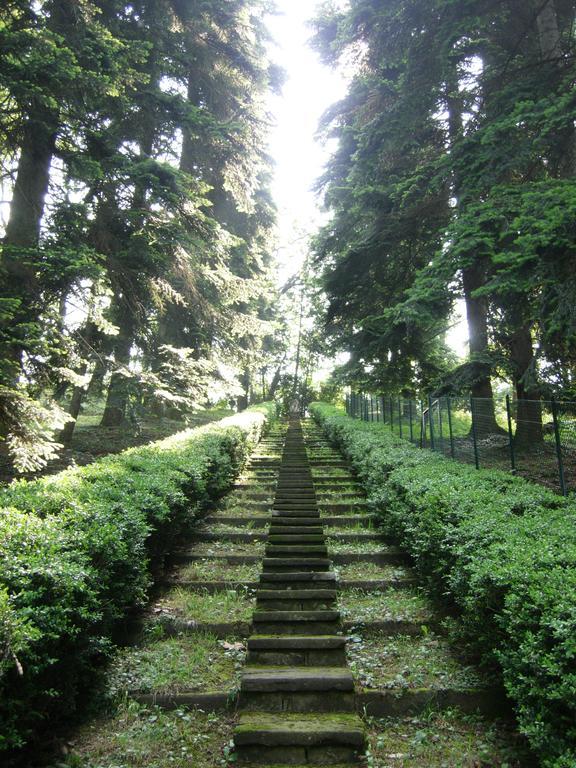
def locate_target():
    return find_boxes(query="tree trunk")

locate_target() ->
[1,109,58,383]
[59,371,88,445]
[100,303,134,426]
[445,69,500,434]
[461,262,502,435]
[535,0,562,59]
[509,325,543,446]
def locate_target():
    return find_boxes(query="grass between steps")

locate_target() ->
[108,631,245,695]
[52,702,236,768]
[364,710,534,767]
[170,559,262,583]
[338,588,434,624]
[334,562,411,581]
[347,631,488,690]
[152,587,255,623]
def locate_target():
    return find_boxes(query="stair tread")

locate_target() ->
[235,712,364,745]
[248,635,346,649]
[241,666,354,691]
[253,610,340,621]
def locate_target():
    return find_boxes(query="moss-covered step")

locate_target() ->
[268,525,324,535]
[255,589,337,611]
[238,668,356,713]
[262,557,332,572]
[265,544,328,557]
[332,551,408,565]
[247,635,347,667]
[251,609,341,635]
[234,712,365,765]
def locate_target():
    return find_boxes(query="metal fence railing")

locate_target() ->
[345,392,575,496]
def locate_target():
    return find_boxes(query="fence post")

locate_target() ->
[420,399,425,447]
[428,396,435,450]
[438,397,444,450]
[398,397,403,438]
[370,396,375,422]
[389,397,394,433]
[447,397,455,458]
[376,396,380,422]
[551,398,567,496]
[505,395,516,473]
[470,396,480,469]
[364,394,369,421]
[345,393,349,415]
[409,399,414,442]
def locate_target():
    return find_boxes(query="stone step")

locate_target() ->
[259,572,336,585]
[262,558,331,572]
[240,666,354,693]
[265,545,328,557]
[269,526,324,536]
[252,610,341,636]
[268,535,325,544]
[272,509,320,518]
[234,713,365,764]
[256,590,337,611]
[269,517,321,526]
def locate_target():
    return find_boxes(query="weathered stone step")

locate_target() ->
[252,610,341,636]
[269,526,323,535]
[234,712,364,764]
[262,558,331,572]
[272,509,320,518]
[269,517,320,526]
[256,589,337,600]
[268,535,325,544]
[266,545,328,557]
[241,666,354,692]
[259,572,336,585]
[247,635,346,651]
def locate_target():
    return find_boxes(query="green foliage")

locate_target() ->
[0,403,274,754]
[310,402,576,768]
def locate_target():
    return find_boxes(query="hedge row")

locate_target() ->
[0,404,275,754]
[310,402,576,768]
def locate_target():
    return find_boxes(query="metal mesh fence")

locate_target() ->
[345,392,575,496]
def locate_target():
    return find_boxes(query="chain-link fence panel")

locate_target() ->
[346,391,573,496]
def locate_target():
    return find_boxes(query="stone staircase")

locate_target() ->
[233,419,366,766]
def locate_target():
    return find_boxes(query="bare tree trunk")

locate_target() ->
[535,0,562,59]
[445,67,501,435]
[510,325,543,446]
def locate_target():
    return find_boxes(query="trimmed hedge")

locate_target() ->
[310,402,576,768]
[0,404,274,754]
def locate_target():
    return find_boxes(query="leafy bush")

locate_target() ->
[0,404,274,754]
[310,402,576,768]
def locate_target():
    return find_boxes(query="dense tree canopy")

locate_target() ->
[0,0,283,471]
[311,0,576,418]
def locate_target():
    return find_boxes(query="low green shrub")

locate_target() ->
[0,404,274,755]
[310,402,576,768]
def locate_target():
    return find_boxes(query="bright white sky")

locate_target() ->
[265,1,348,286]
[264,1,469,361]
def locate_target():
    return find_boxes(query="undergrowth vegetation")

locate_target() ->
[0,404,274,756]
[311,402,576,768]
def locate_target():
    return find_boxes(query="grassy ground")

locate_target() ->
[364,710,534,767]
[338,588,435,624]
[52,702,236,768]
[0,401,234,483]
[334,562,412,581]
[108,632,245,694]
[347,631,486,690]
[152,587,255,623]
[170,559,262,583]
